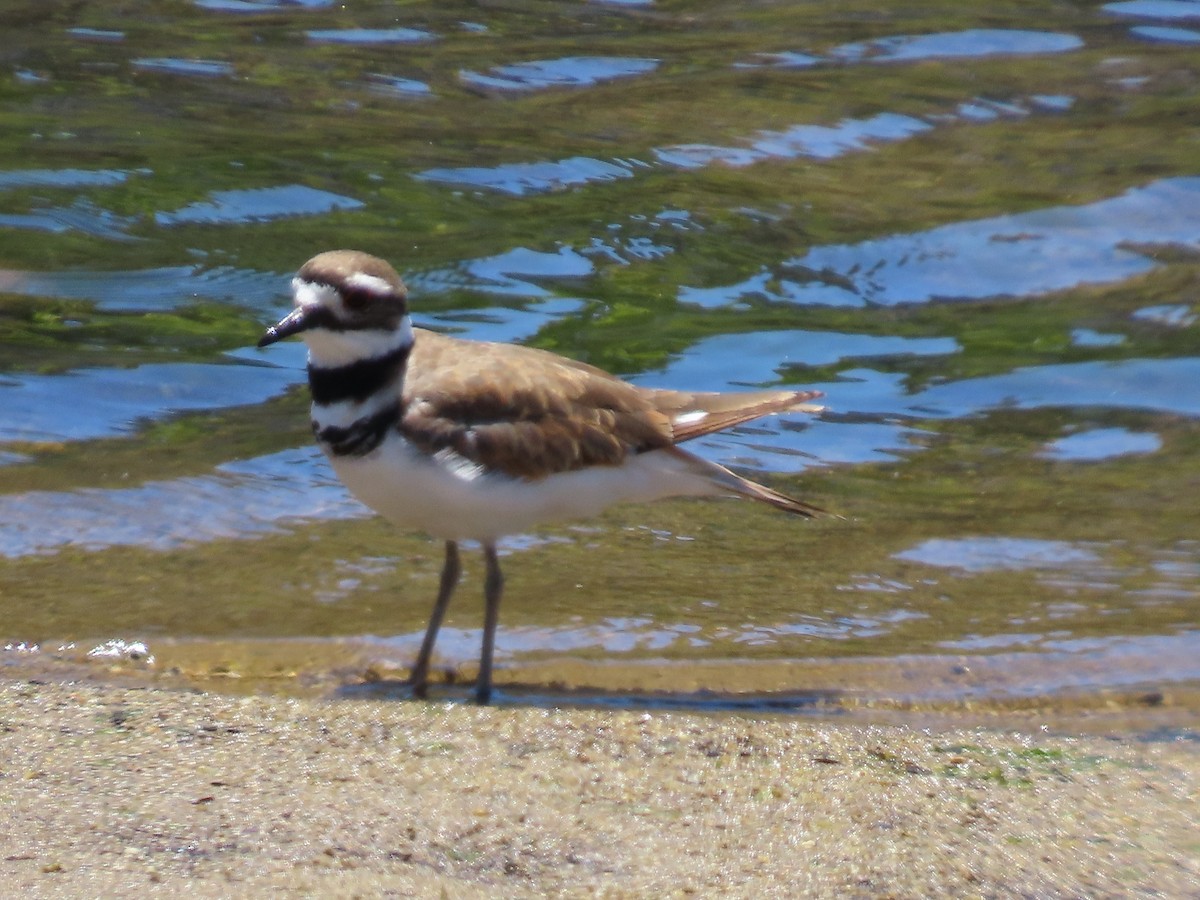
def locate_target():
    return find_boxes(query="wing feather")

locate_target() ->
[399,329,823,481]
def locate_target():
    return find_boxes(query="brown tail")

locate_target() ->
[725,470,828,518]
[664,447,829,518]
[651,388,825,444]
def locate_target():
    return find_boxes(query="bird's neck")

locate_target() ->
[306,318,414,458]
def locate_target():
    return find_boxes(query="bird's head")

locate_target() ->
[258,250,412,367]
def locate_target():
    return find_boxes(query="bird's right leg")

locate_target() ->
[407,540,460,698]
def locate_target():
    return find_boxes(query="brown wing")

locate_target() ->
[400,330,676,478]
[400,329,824,481]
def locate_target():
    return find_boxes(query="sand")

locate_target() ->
[0,677,1197,898]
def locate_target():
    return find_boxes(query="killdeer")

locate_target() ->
[259,250,827,704]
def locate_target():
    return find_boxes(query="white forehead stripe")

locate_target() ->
[292,277,338,310]
[345,272,395,296]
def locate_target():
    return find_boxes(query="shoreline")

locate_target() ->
[1,675,1196,896]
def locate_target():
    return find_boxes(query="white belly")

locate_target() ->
[326,432,722,542]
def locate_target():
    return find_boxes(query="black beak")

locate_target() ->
[258,306,314,348]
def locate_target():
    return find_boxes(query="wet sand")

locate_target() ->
[1,677,1197,897]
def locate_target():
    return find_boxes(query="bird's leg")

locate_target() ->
[476,543,504,705]
[408,540,460,698]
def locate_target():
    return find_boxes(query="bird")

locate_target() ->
[258,249,827,704]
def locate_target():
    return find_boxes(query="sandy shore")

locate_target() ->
[0,677,1197,898]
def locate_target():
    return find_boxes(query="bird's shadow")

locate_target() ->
[335,678,846,715]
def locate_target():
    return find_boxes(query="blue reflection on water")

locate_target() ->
[640,331,959,390]
[365,74,433,98]
[1132,304,1197,327]
[306,27,435,44]
[1070,328,1126,347]
[734,51,822,70]
[911,358,1200,418]
[0,168,143,190]
[1039,428,1162,461]
[1131,24,1200,41]
[658,112,933,167]
[424,298,588,344]
[895,537,1102,572]
[196,0,333,10]
[0,358,299,444]
[155,185,364,226]
[415,157,640,196]
[132,58,234,77]
[413,245,597,296]
[1104,0,1200,20]
[0,200,140,240]
[831,29,1082,62]
[785,178,1200,306]
[66,27,125,41]
[461,56,658,92]
[414,93,1058,195]
[0,448,367,558]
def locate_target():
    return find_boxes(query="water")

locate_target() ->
[0,1,1197,725]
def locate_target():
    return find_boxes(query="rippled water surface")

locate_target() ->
[1,0,1197,724]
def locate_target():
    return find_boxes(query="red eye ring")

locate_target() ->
[342,288,372,311]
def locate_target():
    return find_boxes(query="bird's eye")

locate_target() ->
[342,288,372,311]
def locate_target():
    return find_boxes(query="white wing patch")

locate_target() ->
[433,447,488,482]
[674,410,709,426]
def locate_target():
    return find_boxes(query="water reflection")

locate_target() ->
[829,29,1082,62]
[414,245,597,296]
[1103,1,1200,20]
[1070,328,1126,348]
[897,537,1200,605]
[66,28,125,41]
[641,330,959,389]
[131,58,234,78]
[0,264,282,312]
[679,268,862,308]
[658,112,934,167]
[416,94,1061,195]
[930,632,1200,696]
[0,200,139,240]
[0,168,143,190]
[1038,428,1162,461]
[2,183,367,237]
[425,297,587,344]
[196,0,334,10]
[0,448,366,558]
[415,157,640,196]
[365,74,433,99]
[783,178,1200,306]
[155,185,363,226]
[895,537,1103,572]
[367,609,930,661]
[1131,304,1197,327]
[734,51,822,70]
[911,358,1200,418]
[0,357,298,444]
[1131,24,1200,42]
[460,57,658,92]
[306,27,435,44]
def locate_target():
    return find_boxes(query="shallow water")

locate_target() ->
[0,0,1197,724]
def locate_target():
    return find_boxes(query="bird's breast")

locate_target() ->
[321,430,724,542]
